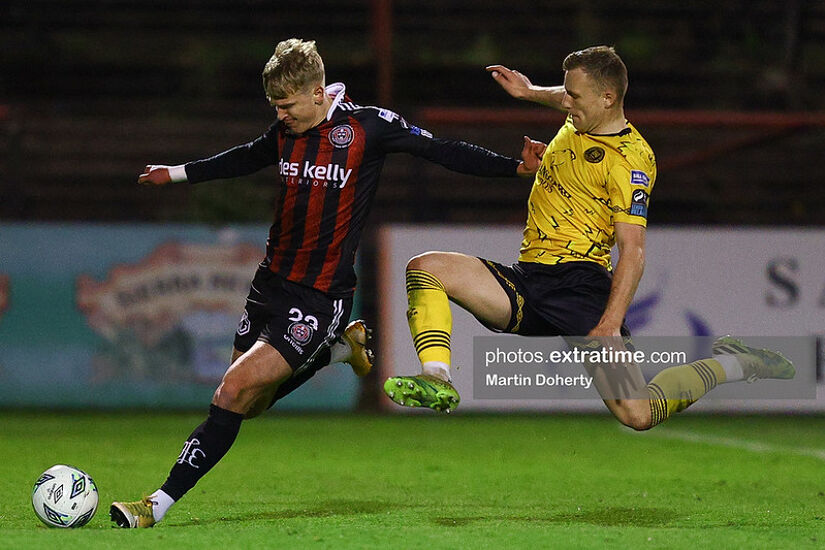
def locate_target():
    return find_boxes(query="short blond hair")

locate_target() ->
[262,38,325,101]
[563,46,628,104]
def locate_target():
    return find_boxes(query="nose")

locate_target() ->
[276,108,288,122]
[561,93,572,110]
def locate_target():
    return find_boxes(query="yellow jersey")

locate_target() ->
[519,116,656,271]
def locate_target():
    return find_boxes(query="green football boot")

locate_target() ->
[384,374,460,413]
[712,336,796,383]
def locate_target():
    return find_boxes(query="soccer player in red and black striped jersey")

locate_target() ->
[110,38,539,528]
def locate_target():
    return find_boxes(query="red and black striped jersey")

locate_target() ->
[184,83,520,297]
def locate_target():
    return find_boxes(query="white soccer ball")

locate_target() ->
[31,464,98,528]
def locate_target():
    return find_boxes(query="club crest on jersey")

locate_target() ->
[288,321,314,345]
[584,147,605,163]
[329,124,354,148]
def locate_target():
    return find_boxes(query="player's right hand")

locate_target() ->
[137,165,172,186]
[486,65,534,100]
[517,135,546,176]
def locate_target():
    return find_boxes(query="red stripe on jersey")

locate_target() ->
[269,131,308,273]
[315,117,366,292]
[287,129,335,282]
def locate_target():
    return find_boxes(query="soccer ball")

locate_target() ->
[31,465,98,528]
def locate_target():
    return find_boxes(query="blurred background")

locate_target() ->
[1,0,823,412]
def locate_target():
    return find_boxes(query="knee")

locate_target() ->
[613,402,652,431]
[407,252,448,276]
[213,375,252,413]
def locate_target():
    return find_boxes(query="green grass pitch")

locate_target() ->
[2,412,824,549]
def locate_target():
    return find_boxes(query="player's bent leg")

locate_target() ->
[581,352,652,431]
[111,342,292,528]
[592,370,653,431]
[385,252,511,413]
[603,399,652,431]
[407,252,512,329]
[636,337,796,430]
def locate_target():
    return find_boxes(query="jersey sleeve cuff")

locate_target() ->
[168,164,188,183]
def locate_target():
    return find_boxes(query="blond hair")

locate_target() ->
[262,38,325,101]
[562,46,628,104]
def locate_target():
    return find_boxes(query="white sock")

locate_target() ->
[714,355,744,383]
[422,361,451,382]
[148,489,175,522]
[329,339,350,364]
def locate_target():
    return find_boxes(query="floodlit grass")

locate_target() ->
[2,412,824,549]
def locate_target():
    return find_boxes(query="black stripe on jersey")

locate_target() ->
[329,179,378,290]
[278,132,323,277]
[302,130,351,288]
[267,134,297,265]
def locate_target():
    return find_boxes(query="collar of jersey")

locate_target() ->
[325,82,346,121]
[587,124,632,137]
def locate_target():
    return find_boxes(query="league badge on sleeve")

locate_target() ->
[377,108,399,123]
[630,170,650,187]
[630,189,649,218]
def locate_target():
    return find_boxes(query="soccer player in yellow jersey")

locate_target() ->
[384,46,794,428]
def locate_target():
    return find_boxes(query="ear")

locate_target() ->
[313,85,325,105]
[602,89,617,109]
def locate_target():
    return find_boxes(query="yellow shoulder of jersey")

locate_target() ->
[618,122,657,183]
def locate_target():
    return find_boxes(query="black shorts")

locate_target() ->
[479,259,630,337]
[234,266,352,403]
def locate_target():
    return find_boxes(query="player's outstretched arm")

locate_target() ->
[138,127,279,186]
[486,65,567,111]
[379,109,526,178]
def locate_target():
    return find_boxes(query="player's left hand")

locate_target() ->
[516,135,546,176]
[137,165,172,186]
[486,65,534,100]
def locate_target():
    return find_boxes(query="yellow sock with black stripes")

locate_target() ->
[646,359,727,428]
[406,269,452,377]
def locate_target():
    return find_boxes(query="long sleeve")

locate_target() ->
[185,124,280,184]
[376,111,519,177]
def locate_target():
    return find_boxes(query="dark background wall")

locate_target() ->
[1,0,824,226]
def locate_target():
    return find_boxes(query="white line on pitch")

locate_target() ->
[630,429,825,462]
